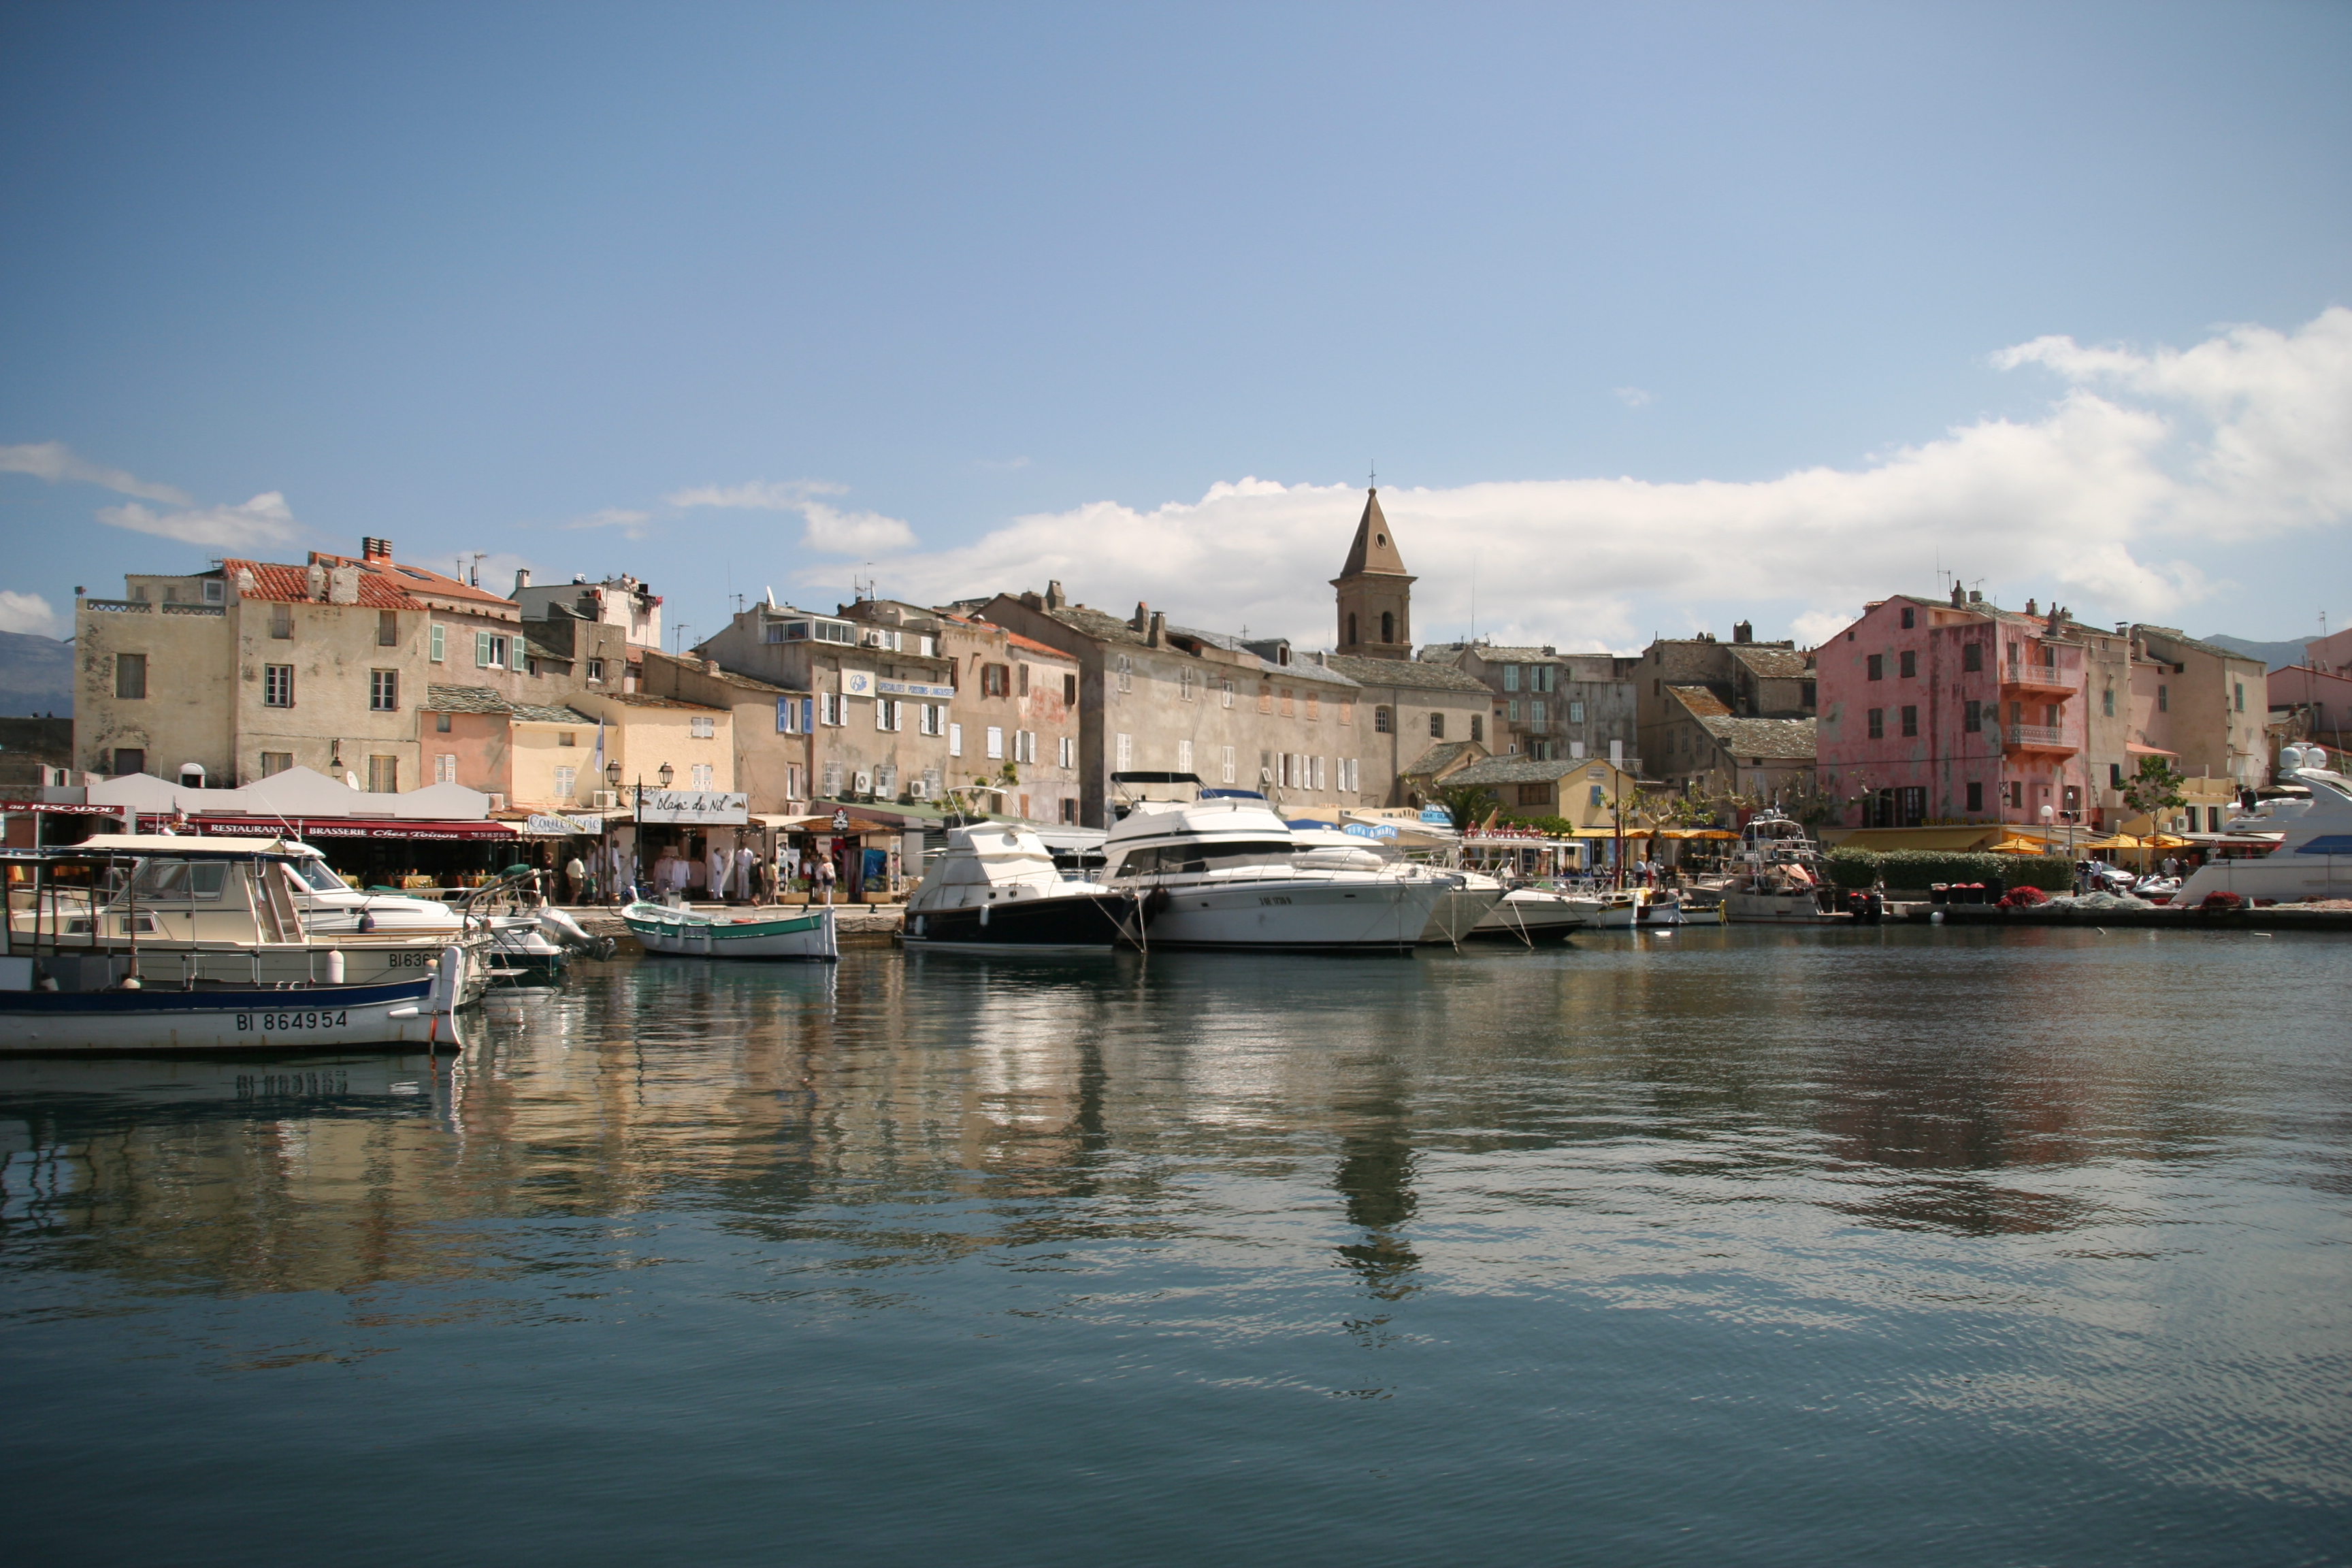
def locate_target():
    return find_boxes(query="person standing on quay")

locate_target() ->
[564,851,587,905]
[706,841,731,904]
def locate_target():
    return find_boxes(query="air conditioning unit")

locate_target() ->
[853,770,873,797]
[591,790,619,809]
[906,780,928,800]
[487,794,507,811]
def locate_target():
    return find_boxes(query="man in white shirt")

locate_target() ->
[735,844,760,906]
[706,844,732,904]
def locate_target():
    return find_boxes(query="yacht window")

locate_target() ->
[129,860,229,900]
[293,859,347,892]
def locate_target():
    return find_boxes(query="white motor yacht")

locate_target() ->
[1104,775,1456,953]
[903,823,1144,952]
[2171,749,2352,906]
[1288,828,1507,945]
[1720,811,1845,923]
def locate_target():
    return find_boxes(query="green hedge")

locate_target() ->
[2004,855,2078,893]
[1823,847,1883,889]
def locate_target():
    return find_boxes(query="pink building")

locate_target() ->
[1815,593,2095,830]
[2270,626,2352,749]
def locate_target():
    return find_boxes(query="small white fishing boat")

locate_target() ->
[1588,887,1693,928]
[903,823,1144,953]
[622,900,838,961]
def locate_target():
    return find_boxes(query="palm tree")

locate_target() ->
[1435,781,1498,833]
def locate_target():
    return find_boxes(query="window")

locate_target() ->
[1519,783,1550,806]
[261,751,293,777]
[1258,683,1273,715]
[919,703,944,736]
[587,657,604,682]
[1962,642,1981,672]
[1221,679,1234,709]
[2110,763,2123,789]
[112,747,145,777]
[1380,610,1394,644]
[1115,656,1132,693]
[2044,704,2061,728]
[203,577,225,604]
[1115,732,1132,770]
[1177,738,1194,773]
[1589,785,1605,807]
[1867,707,1884,739]
[1340,758,1358,792]
[813,621,853,644]
[982,664,1011,698]
[1899,651,1916,679]
[2234,681,2245,712]
[1017,730,1038,763]
[986,726,1004,760]
[1899,785,1925,826]
[1503,664,1521,692]
[1279,688,1294,717]
[1178,666,1194,702]
[1347,612,1358,646]
[1568,700,1585,724]
[1901,606,1915,630]
[822,761,843,795]
[550,730,573,750]
[366,755,397,793]
[429,624,446,662]
[1471,715,1484,742]
[1064,673,1078,704]
[370,670,399,712]
[691,764,714,790]
[875,699,902,732]
[1313,755,1326,790]
[270,605,293,638]
[524,657,540,678]
[949,723,963,757]
[553,765,576,799]
[1060,798,1077,823]
[475,632,512,670]
[1967,781,1982,812]
[778,698,800,734]
[435,753,456,784]
[1374,706,1392,734]
[1058,736,1075,768]
[114,653,146,700]
[1963,699,1982,733]
[1018,664,1031,696]
[1339,700,1352,727]
[1307,692,1320,722]
[1901,704,1917,738]
[265,664,294,707]
[820,693,844,726]
[378,610,399,647]
[688,715,715,739]
[1867,654,1884,681]
[1429,713,1445,738]
[2157,684,2169,713]
[1221,745,1236,784]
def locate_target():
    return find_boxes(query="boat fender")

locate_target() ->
[1144,888,1171,919]
[1930,909,1944,924]
[430,945,465,1015]
[326,949,346,984]
[979,903,989,928]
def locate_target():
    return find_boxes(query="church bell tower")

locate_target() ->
[1331,487,1415,659]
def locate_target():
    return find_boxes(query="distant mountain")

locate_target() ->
[0,630,74,716]
[2204,634,2319,672]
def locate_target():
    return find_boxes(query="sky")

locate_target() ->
[3,1,2348,657]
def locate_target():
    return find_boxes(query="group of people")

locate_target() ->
[544,836,868,907]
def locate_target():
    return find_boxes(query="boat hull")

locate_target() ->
[2171,852,2352,906]
[1131,877,1448,952]
[623,904,839,961]
[0,976,441,1054]
[1467,890,1597,938]
[903,892,1140,953]
[1421,885,1509,945]
[1722,891,1847,924]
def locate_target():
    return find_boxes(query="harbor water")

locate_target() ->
[2,926,2347,1565]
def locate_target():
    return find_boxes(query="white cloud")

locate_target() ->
[97,491,303,550]
[799,502,919,555]
[0,591,63,638]
[1612,387,1654,408]
[665,478,846,510]
[0,440,191,505]
[812,310,2352,649]
[562,508,656,538]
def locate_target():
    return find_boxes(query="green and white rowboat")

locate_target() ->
[621,902,839,962]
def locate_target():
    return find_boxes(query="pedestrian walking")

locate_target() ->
[564,851,587,905]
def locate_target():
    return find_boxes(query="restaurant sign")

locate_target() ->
[636,789,749,826]
[523,813,603,836]
[1343,821,1399,840]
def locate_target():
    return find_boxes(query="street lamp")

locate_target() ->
[604,761,623,789]
[657,762,674,789]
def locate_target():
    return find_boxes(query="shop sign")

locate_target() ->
[876,679,956,699]
[636,789,749,826]
[1418,807,1454,826]
[524,813,603,836]
[841,670,875,698]
[1344,821,1399,840]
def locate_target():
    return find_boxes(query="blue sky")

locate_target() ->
[4,1,2347,654]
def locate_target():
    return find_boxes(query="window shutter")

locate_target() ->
[476,631,492,667]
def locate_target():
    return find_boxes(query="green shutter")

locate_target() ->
[475,631,492,668]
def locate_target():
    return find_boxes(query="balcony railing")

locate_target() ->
[82,599,152,614]
[1997,722,2071,749]
[2003,659,2072,689]
[161,602,225,616]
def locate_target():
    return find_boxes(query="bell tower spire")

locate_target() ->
[1331,485,1415,659]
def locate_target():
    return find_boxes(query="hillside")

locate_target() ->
[2204,634,2319,672]
[0,630,72,716]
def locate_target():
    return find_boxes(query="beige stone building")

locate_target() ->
[636,649,813,815]
[1635,623,1816,772]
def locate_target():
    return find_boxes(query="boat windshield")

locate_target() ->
[289,859,348,894]
[1115,840,1294,876]
[126,859,231,902]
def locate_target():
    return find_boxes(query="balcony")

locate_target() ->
[2002,659,2073,698]
[1996,722,2076,756]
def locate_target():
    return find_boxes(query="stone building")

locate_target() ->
[636,649,812,815]
[1442,644,1641,764]
[1635,623,1816,772]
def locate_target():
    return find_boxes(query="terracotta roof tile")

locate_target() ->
[225,558,419,609]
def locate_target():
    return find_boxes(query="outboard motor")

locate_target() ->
[537,904,617,961]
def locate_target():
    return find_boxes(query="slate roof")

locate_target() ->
[421,685,595,725]
[1446,757,1582,785]
[1668,684,1733,718]
[1696,715,1816,760]
[1043,604,1150,647]
[1401,741,1477,777]
[1726,645,1812,679]
[225,558,418,610]
[1324,653,1490,693]
[1465,644,1564,663]
[510,702,598,725]
[598,691,729,713]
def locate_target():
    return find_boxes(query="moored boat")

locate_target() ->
[1720,811,1847,924]
[622,900,838,960]
[2170,750,2352,906]
[902,823,1144,953]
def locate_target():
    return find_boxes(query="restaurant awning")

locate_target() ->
[185,813,518,842]
[2124,742,2180,756]
[1657,828,1737,839]
[1819,825,2008,852]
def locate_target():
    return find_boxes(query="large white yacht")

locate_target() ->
[2170,749,2352,905]
[1102,775,1458,953]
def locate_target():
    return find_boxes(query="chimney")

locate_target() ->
[1045,580,1066,610]
[1733,621,1753,644]
[305,562,327,602]
[1147,611,1166,647]
[1132,602,1149,634]
[1951,584,1965,607]
[2025,598,2037,617]
[514,568,532,594]
[361,536,393,562]
[1020,590,1043,610]
[1969,589,1983,604]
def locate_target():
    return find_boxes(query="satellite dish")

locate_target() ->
[346,772,361,790]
